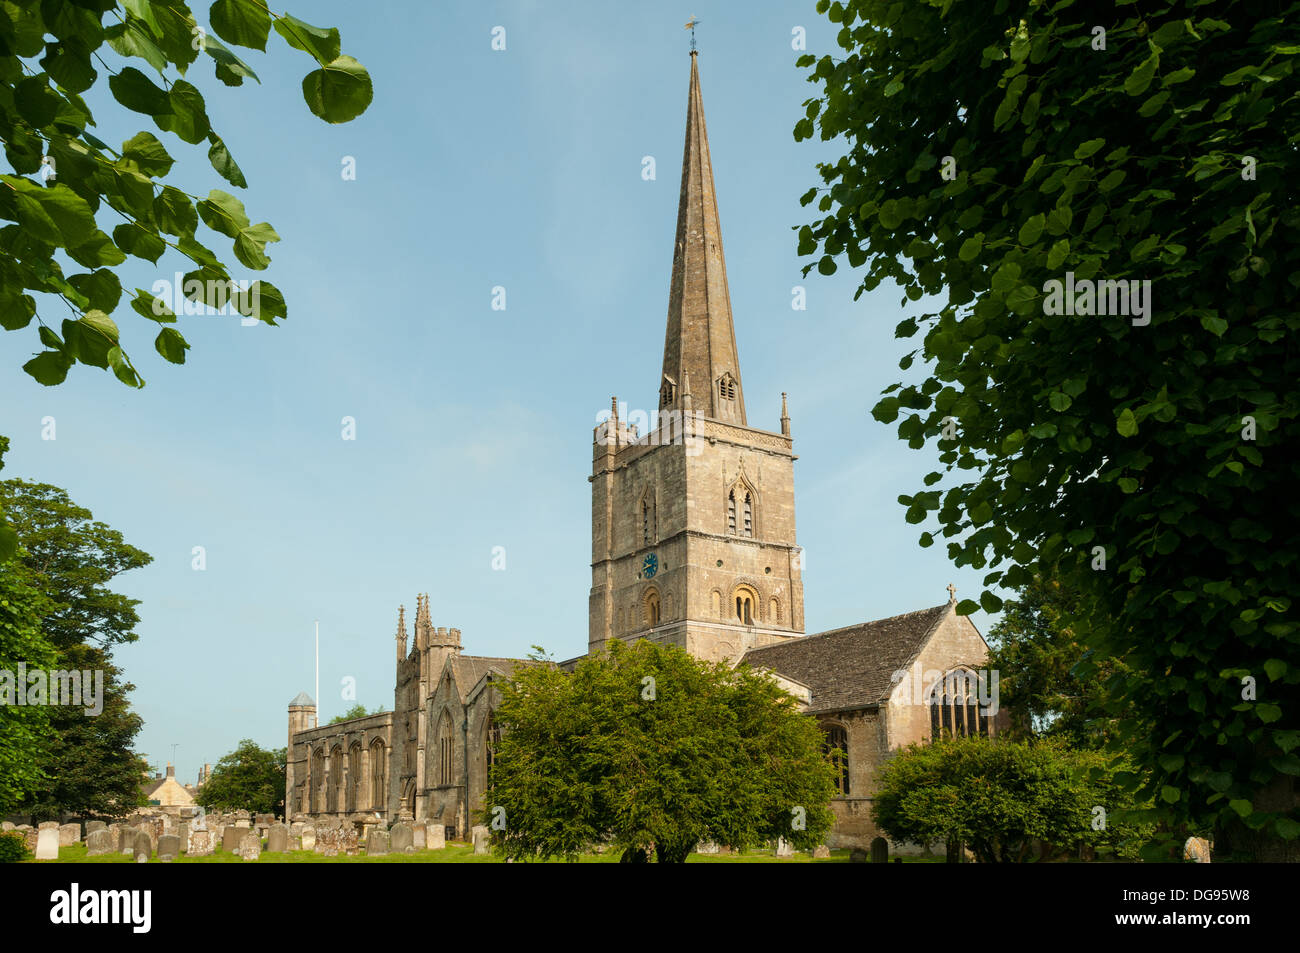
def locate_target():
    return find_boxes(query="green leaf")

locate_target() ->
[959,234,983,261]
[113,223,167,263]
[120,131,175,177]
[1200,313,1229,337]
[1228,798,1253,818]
[154,327,190,364]
[301,55,373,123]
[197,190,280,269]
[274,14,341,64]
[1018,214,1045,246]
[41,37,98,93]
[154,186,198,237]
[130,288,177,323]
[109,66,171,115]
[207,135,248,188]
[67,231,127,268]
[155,80,211,144]
[1073,138,1105,159]
[1124,52,1160,96]
[0,292,37,331]
[203,33,261,86]
[23,350,73,385]
[1116,408,1138,437]
[15,75,61,127]
[211,0,272,50]
[105,20,168,73]
[1046,238,1069,270]
[67,270,123,312]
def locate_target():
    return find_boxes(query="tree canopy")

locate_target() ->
[798,0,1298,859]
[0,0,372,389]
[488,639,838,862]
[195,738,284,815]
[873,735,1153,862]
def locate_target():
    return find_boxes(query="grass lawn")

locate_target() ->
[29,842,941,863]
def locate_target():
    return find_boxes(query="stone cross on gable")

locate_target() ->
[947,583,957,603]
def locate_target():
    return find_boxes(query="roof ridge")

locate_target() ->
[745,603,951,654]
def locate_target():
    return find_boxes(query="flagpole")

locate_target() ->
[314,619,319,725]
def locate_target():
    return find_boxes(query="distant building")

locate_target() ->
[142,764,195,808]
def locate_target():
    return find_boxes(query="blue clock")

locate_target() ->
[643,553,658,578]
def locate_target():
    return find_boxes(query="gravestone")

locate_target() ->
[300,825,316,851]
[175,821,189,848]
[158,834,181,862]
[390,822,414,854]
[267,824,289,853]
[774,837,794,857]
[86,829,115,856]
[38,820,59,830]
[849,847,869,863]
[59,822,81,846]
[35,828,60,860]
[117,826,134,855]
[412,823,426,850]
[427,824,446,850]
[222,827,245,853]
[0,821,13,831]
[240,832,261,862]
[290,821,304,841]
[187,829,214,857]
[366,829,389,856]
[23,829,39,854]
[342,826,360,855]
[812,845,831,859]
[86,820,106,834]
[314,825,340,856]
[132,829,152,863]
[471,825,490,855]
[696,841,720,854]
[872,837,890,863]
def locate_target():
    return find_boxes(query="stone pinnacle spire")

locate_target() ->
[660,50,745,425]
[395,604,407,661]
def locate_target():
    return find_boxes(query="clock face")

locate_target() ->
[643,553,658,578]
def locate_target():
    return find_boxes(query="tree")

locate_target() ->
[196,739,285,816]
[0,1,372,389]
[987,572,1131,746]
[0,541,56,816]
[873,736,1153,862]
[797,0,1298,859]
[327,703,384,725]
[1,477,150,819]
[488,639,838,863]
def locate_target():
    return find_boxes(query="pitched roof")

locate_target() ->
[447,656,533,703]
[740,603,953,714]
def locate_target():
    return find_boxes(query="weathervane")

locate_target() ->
[685,15,701,51]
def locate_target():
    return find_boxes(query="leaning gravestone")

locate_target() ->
[86,829,115,856]
[221,827,245,854]
[86,820,106,835]
[412,823,426,850]
[871,837,890,864]
[427,824,446,850]
[390,822,414,854]
[240,832,261,862]
[300,825,316,852]
[59,822,81,846]
[35,828,60,860]
[157,834,181,863]
[366,829,390,856]
[472,825,490,856]
[266,824,289,853]
[187,829,214,857]
[132,829,152,863]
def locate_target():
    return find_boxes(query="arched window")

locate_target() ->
[311,747,325,813]
[437,712,455,786]
[929,669,987,740]
[727,490,737,534]
[644,588,661,627]
[484,710,501,791]
[732,586,757,626]
[718,374,736,400]
[346,742,361,812]
[727,481,756,537]
[328,745,343,813]
[769,597,780,624]
[369,739,386,810]
[823,724,850,796]
[743,492,753,537]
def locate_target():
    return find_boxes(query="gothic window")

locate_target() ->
[437,712,455,786]
[929,669,986,740]
[717,374,736,401]
[328,745,343,813]
[644,588,661,627]
[727,481,755,537]
[727,490,737,534]
[769,597,780,624]
[660,376,676,407]
[346,742,361,812]
[485,710,501,791]
[311,747,325,813]
[823,724,850,796]
[370,739,386,809]
[743,492,753,537]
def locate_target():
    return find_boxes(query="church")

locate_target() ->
[283,51,996,851]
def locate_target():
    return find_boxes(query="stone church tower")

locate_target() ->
[589,51,805,664]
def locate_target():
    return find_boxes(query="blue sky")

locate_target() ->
[0,1,998,783]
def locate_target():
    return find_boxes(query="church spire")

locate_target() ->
[395,604,407,661]
[660,51,745,425]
